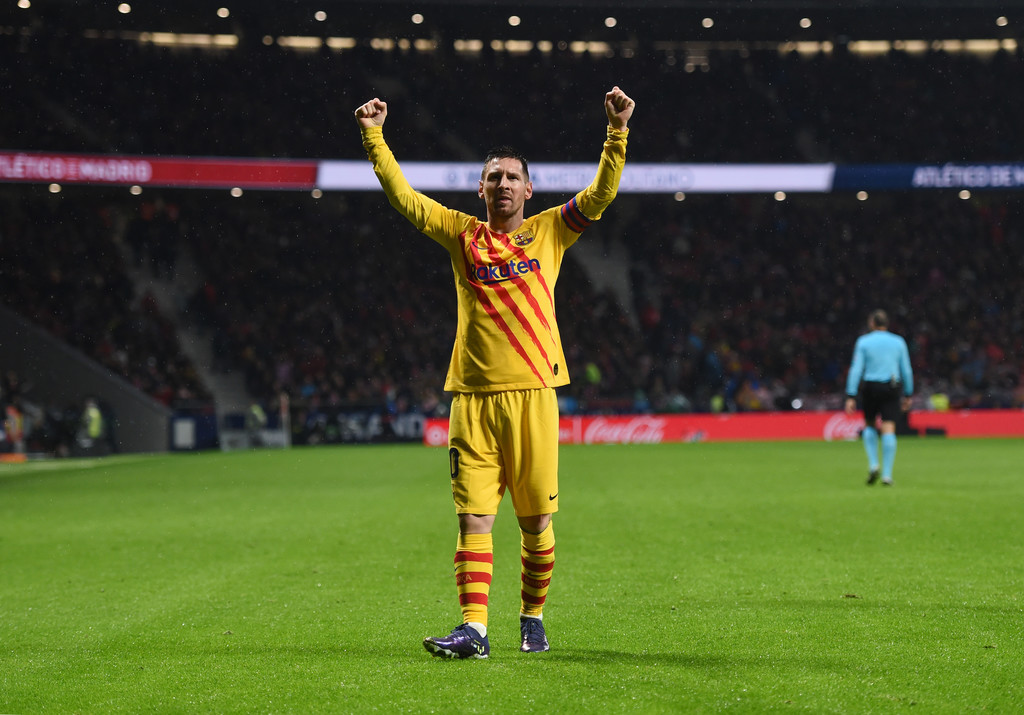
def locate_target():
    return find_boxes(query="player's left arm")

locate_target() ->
[605,85,635,132]
[563,87,635,234]
[899,337,914,409]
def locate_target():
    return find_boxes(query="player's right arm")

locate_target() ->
[355,98,438,231]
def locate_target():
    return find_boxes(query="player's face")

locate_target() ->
[479,158,533,221]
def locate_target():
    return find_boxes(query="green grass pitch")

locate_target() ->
[2,438,1022,713]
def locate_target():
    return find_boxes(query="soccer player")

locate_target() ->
[355,87,635,658]
[844,309,914,486]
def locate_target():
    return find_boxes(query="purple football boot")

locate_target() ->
[520,616,550,653]
[423,623,490,659]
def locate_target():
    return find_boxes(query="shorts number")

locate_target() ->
[449,447,460,480]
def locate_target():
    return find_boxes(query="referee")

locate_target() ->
[844,309,914,486]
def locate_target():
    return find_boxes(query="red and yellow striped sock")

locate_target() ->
[455,532,493,627]
[520,522,555,618]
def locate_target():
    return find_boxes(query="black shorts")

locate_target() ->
[860,381,903,424]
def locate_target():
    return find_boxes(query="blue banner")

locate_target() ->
[834,163,1024,191]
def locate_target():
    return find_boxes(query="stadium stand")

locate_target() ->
[2,30,1022,448]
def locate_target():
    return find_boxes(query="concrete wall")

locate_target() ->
[0,305,171,453]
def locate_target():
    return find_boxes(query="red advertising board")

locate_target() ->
[0,151,318,189]
[422,409,1024,446]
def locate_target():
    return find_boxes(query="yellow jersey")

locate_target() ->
[361,125,628,393]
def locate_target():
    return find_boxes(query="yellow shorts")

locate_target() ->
[448,388,559,517]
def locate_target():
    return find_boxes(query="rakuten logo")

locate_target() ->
[823,413,864,442]
[583,417,667,444]
[474,258,541,284]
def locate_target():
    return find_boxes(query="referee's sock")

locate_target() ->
[881,433,897,479]
[862,426,880,472]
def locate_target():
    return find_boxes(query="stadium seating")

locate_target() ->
[3,33,1022,447]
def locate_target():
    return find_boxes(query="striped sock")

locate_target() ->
[455,533,493,627]
[520,523,555,618]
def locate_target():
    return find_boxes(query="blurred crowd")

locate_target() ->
[619,192,1024,413]
[5,31,1024,163]
[0,368,115,456]
[0,190,211,406]
[2,32,1022,428]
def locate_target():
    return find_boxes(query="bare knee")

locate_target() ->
[459,513,496,534]
[517,513,551,534]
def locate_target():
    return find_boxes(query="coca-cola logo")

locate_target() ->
[583,417,667,444]
[424,422,449,447]
[823,413,864,442]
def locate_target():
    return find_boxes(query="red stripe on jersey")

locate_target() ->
[456,571,494,586]
[461,230,548,384]
[522,556,555,573]
[490,281,555,374]
[478,232,555,373]
[478,292,547,384]
[560,196,592,233]
[454,550,494,565]
[459,592,490,606]
[492,232,554,330]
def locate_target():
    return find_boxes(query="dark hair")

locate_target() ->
[482,145,529,181]
[869,309,889,329]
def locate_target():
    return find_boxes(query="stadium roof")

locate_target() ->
[3,0,1021,44]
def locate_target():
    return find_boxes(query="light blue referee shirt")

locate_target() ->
[845,330,914,397]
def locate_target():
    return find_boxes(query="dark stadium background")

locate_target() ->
[2,0,1022,453]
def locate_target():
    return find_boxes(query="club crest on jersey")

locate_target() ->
[512,229,536,247]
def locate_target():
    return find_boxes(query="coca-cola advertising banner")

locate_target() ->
[422,410,1024,446]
